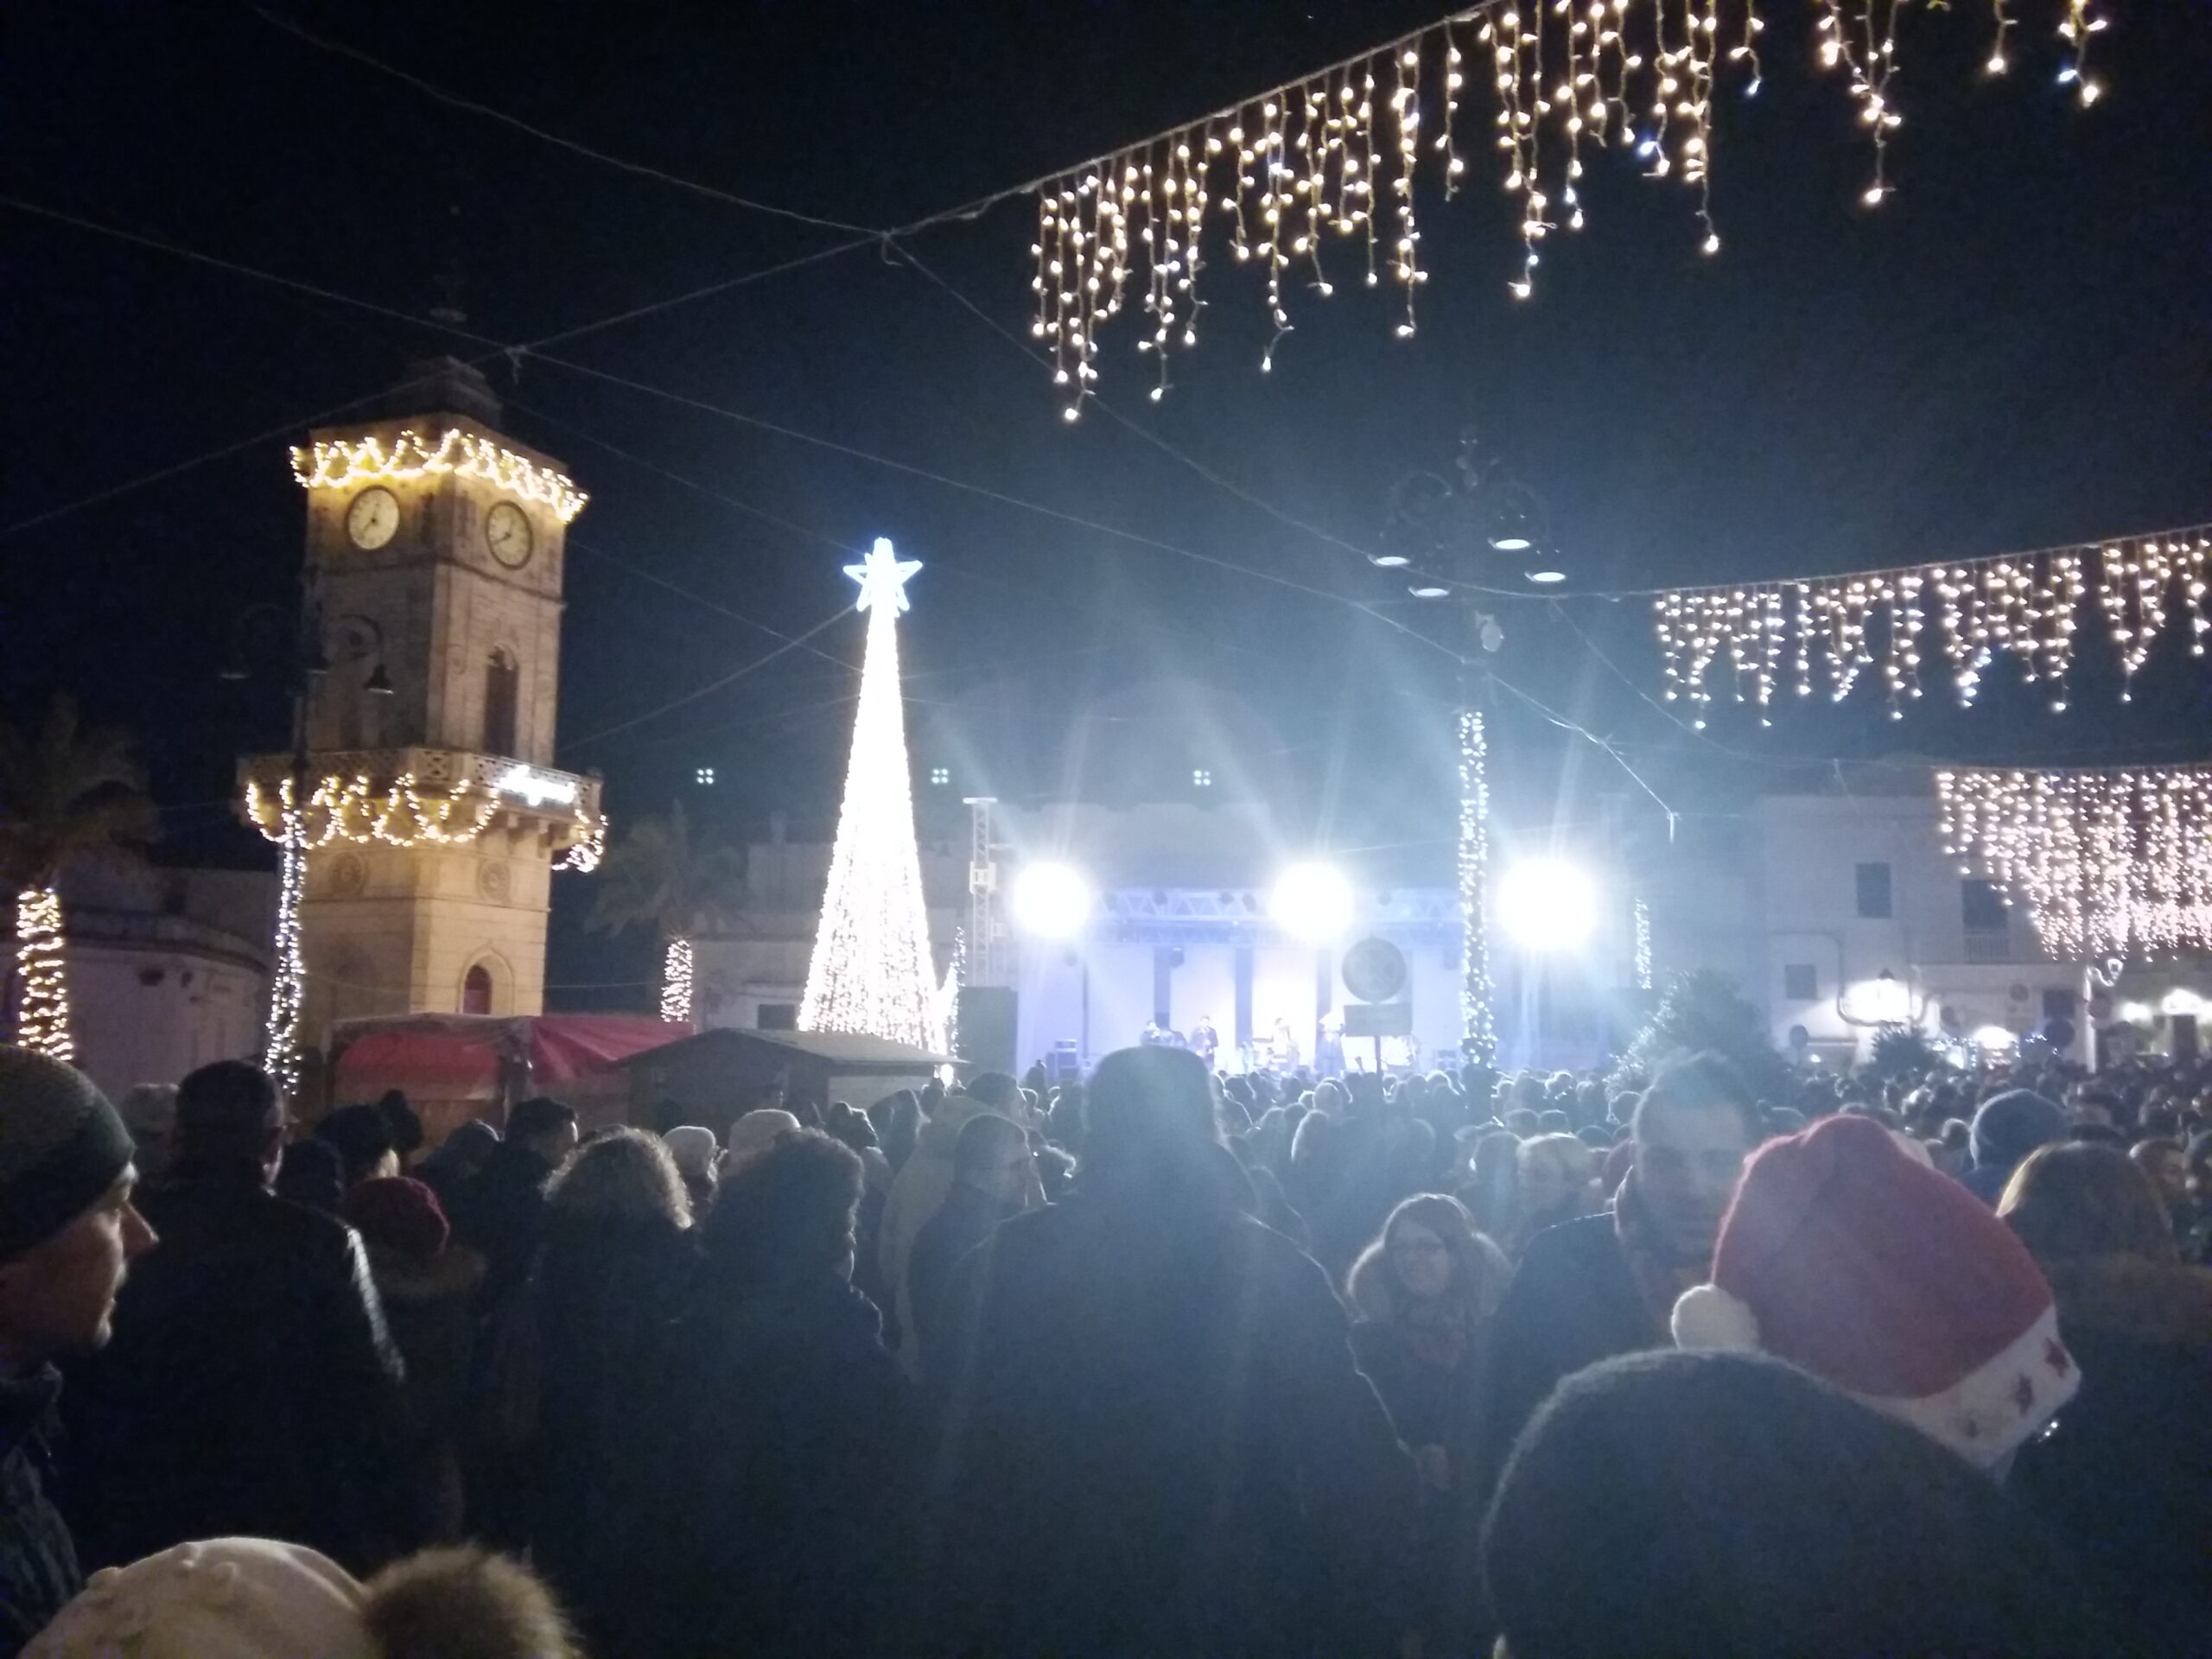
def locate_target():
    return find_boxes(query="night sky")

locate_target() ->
[4,2,2208,1006]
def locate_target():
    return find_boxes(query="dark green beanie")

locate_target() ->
[0,1046,135,1261]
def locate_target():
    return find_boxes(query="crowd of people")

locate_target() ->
[2,1033,2209,1656]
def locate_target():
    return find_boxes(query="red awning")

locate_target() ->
[333,1014,688,1100]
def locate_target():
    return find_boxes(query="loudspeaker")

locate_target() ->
[957,985,1020,1076]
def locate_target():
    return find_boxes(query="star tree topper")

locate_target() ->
[845,537,922,615]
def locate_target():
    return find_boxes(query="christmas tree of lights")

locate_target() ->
[799,538,940,1050]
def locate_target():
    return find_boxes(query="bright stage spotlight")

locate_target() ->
[1011,862,1092,938]
[1270,862,1355,942]
[1496,856,1599,951]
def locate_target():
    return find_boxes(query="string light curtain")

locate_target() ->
[1030,0,2105,418]
[1654,524,2212,725]
[1937,766,2212,964]
[799,540,941,1051]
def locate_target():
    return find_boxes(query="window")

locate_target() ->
[1854,861,1893,919]
[1783,963,1818,1001]
[1192,768,1213,788]
[461,964,493,1016]
[757,1002,798,1030]
[482,650,519,757]
[696,766,716,786]
[929,766,950,787]
[1961,879,2006,931]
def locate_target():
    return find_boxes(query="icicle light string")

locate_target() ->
[1938,764,2212,963]
[1655,524,2212,726]
[1032,0,2101,416]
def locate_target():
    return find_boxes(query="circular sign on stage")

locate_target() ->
[1341,936,1408,1005]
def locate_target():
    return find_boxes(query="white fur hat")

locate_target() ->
[25,1539,374,1659]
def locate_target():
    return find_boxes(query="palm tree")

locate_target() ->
[0,697,159,1060]
[586,801,747,1025]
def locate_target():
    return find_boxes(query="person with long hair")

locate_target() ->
[526,1128,696,1652]
[1999,1141,2212,1648]
[1347,1194,1513,1653]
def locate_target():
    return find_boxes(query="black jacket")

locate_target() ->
[1471,1213,1661,1507]
[905,1181,1014,1373]
[642,1272,917,1659]
[527,1218,696,1650]
[2012,1254,2212,1654]
[452,1144,554,1308]
[929,1169,1415,1658]
[59,1172,411,1572]
[0,1369,79,1659]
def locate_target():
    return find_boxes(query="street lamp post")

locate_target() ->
[1377,434,1562,1068]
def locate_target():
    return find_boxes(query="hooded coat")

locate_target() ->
[927,1166,1417,1657]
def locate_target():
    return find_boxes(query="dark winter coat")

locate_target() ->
[1471,1212,1662,1509]
[928,1168,1416,1658]
[365,1241,486,1541]
[905,1180,1014,1373]
[2012,1253,2212,1653]
[59,1173,412,1573]
[527,1218,695,1648]
[641,1272,918,1659]
[451,1143,554,1309]
[0,1369,79,1659]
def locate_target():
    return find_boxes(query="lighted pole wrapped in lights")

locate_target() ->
[659,938,696,1026]
[1936,764,2212,964]
[799,540,940,1051]
[1459,709,1497,1064]
[14,887,73,1062]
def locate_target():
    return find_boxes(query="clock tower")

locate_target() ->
[240,359,602,1058]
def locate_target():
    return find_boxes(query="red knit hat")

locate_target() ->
[343,1175,449,1260]
[1671,1113,2077,1468]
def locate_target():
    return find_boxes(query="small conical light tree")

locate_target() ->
[800,538,938,1050]
[587,800,747,1026]
[0,697,158,1061]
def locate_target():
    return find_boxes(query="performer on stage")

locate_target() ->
[1269,1018,1300,1071]
[1191,1015,1219,1071]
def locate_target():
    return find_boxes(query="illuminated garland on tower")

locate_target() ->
[799,540,939,1050]
[14,887,73,1062]
[1459,709,1497,1064]
[289,428,588,523]
[1655,524,2212,724]
[1937,765,2212,963]
[1031,0,2104,417]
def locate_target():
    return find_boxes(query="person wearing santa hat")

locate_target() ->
[1673,1111,2080,1472]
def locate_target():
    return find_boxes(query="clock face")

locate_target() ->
[346,487,400,550]
[485,500,534,569]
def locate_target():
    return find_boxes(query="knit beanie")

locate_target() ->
[25,1540,579,1659]
[24,1538,375,1659]
[1969,1088,2067,1173]
[1673,1113,2078,1468]
[663,1124,721,1182]
[0,1046,136,1262]
[344,1176,450,1259]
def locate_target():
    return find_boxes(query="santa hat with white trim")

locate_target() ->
[1672,1112,2077,1469]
